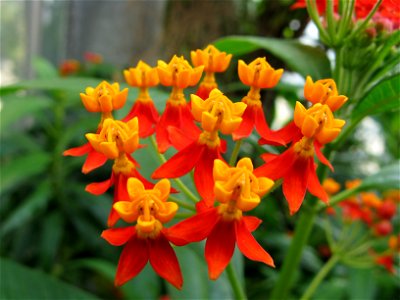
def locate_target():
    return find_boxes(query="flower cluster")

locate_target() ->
[323,178,399,273]
[65,44,348,288]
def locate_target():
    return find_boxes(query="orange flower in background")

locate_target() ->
[84,52,103,64]
[322,178,341,195]
[85,118,153,226]
[304,76,348,112]
[123,60,160,137]
[64,81,128,173]
[152,89,246,204]
[167,158,275,280]
[102,178,183,289]
[59,59,80,76]
[155,55,203,153]
[191,44,232,99]
[234,57,284,143]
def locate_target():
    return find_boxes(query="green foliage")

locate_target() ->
[214,35,332,79]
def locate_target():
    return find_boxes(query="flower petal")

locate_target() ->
[82,150,108,174]
[152,141,205,179]
[242,216,262,232]
[115,236,149,286]
[232,105,256,140]
[254,146,297,180]
[283,156,311,215]
[63,142,92,156]
[166,208,220,246]
[205,220,236,280]
[149,232,183,289]
[85,177,113,195]
[235,219,274,267]
[307,159,329,204]
[101,227,136,246]
[314,141,333,171]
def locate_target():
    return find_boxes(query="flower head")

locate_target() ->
[86,118,139,159]
[238,57,283,89]
[124,60,159,88]
[191,89,247,134]
[294,102,346,145]
[191,44,232,73]
[80,81,128,113]
[157,55,203,88]
[59,59,80,76]
[304,76,348,111]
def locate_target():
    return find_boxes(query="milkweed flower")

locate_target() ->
[85,118,153,226]
[59,59,80,76]
[63,81,128,173]
[152,89,246,204]
[255,101,345,214]
[101,178,183,288]
[191,44,232,99]
[123,60,160,137]
[167,158,275,280]
[233,57,284,144]
[155,55,204,153]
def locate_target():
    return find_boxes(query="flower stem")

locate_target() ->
[300,254,340,300]
[168,195,196,212]
[229,139,243,166]
[270,201,318,300]
[226,263,247,300]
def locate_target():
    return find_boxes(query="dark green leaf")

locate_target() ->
[214,35,331,79]
[0,258,99,299]
[1,152,51,194]
[359,161,400,191]
[348,268,376,300]
[0,180,51,237]
[0,95,52,131]
[352,74,400,122]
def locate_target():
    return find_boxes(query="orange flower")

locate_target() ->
[152,89,246,204]
[155,55,203,152]
[84,52,103,64]
[234,57,284,143]
[238,57,283,89]
[59,59,80,76]
[191,45,232,99]
[322,178,341,195]
[304,76,348,112]
[123,61,160,137]
[167,158,274,280]
[102,178,183,289]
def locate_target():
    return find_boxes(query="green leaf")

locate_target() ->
[71,258,161,300]
[1,152,51,194]
[0,95,52,131]
[214,35,332,79]
[348,268,376,300]
[0,258,99,299]
[0,180,51,237]
[359,161,400,191]
[351,74,400,122]
[32,57,59,79]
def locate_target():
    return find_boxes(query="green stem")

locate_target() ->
[226,263,247,300]
[229,140,243,166]
[149,136,199,203]
[168,195,196,212]
[306,0,331,44]
[270,203,318,299]
[300,255,340,300]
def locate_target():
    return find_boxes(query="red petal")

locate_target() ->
[307,159,329,203]
[243,216,262,232]
[259,121,301,146]
[168,126,200,151]
[123,101,160,138]
[149,232,183,289]
[179,103,199,137]
[152,141,204,179]
[283,156,311,214]
[232,106,256,140]
[166,208,220,246]
[101,227,136,246]
[254,146,297,180]
[260,153,278,163]
[235,219,275,267]
[63,142,92,156]
[82,150,108,174]
[254,106,286,146]
[85,176,114,195]
[194,147,221,205]
[205,220,236,280]
[115,235,149,286]
[314,141,334,171]
[156,103,180,153]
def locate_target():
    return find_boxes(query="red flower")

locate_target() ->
[255,139,329,214]
[167,158,275,279]
[123,100,160,138]
[63,142,108,174]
